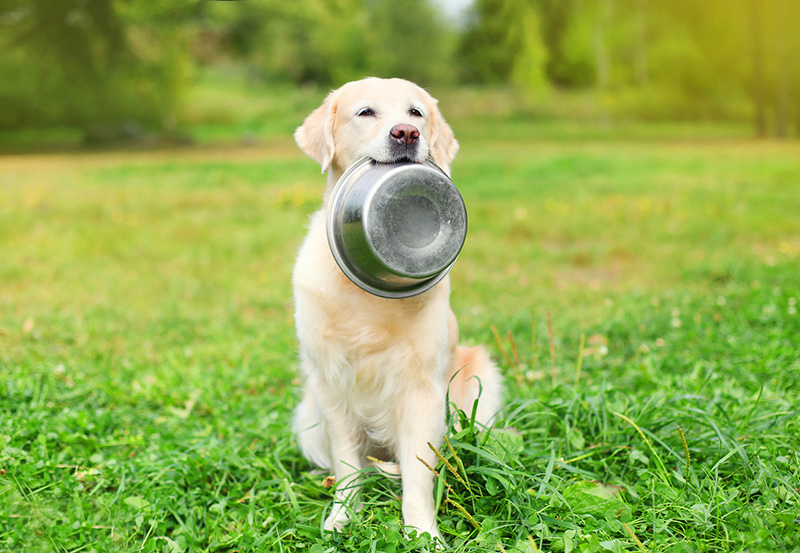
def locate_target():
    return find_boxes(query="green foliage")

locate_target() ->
[201,0,456,87]
[460,0,514,84]
[364,0,458,85]
[3,0,800,137]
[504,0,550,96]
[0,0,188,135]
[460,0,549,94]
[536,0,595,88]
[592,0,800,131]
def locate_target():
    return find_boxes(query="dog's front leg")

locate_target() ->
[398,386,446,543]
[324,414,363,532]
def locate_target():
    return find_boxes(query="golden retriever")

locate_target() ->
[292,77,502,542]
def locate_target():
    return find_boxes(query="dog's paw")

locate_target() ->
[323,502,351,533]
[407,524,446,549]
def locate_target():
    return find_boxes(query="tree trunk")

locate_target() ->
[634,0,648,87]
[594,0,612,90]
[749,0,767,137]
[593,0,613,125]
[774,0,790,138]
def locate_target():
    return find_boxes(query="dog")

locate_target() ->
[292,77,502,542]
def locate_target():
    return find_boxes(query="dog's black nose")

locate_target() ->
[390,124,420,146]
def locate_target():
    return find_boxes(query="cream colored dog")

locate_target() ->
[292,77,502,542]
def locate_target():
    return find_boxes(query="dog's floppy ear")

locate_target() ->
[427,98,459,171]
[295,91,338,173]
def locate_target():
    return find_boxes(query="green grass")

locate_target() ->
[2,102,800,552]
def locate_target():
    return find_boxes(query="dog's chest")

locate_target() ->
[313,295,448,393]
[294,210,450,401]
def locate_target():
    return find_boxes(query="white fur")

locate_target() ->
[292,77,503,543]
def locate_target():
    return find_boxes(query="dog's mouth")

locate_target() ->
[386,150,425,165]
[386,140,423,164]
[369,155,418,165]
[389,154,415,164]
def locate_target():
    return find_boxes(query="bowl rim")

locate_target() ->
[325,157,463,299]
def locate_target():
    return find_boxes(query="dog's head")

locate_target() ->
[295,77,459,176]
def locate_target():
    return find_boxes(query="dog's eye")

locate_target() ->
[409,107,423,117]
[357,108,376,117]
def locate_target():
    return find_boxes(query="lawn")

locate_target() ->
[1,95,799,552]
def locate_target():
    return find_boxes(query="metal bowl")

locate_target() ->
[326,157,467,298]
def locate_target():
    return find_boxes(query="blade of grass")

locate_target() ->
[445,497,481,530]
[507,331,524,385]
[428,442,469,489]
[547,312,556,386]
[575,333,586,384]
[491,325,514,370]
[444,436,471,493]
[613,411,671,486]
[623,522,648,552]
[677,426,691,475]
[530,310,537,371]
[536,448,556,499]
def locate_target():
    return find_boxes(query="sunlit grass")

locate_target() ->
[1,112,799,551]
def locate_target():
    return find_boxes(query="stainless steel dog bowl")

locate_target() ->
[326,157,467,298]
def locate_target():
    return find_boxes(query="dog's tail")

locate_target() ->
[447,345,503,426]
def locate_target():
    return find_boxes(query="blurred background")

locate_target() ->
[1,0,798,149]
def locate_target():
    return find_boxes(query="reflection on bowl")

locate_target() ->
[326,157,467,298]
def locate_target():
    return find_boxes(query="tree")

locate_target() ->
[459,0,549,96]
[535,0,595,87]
[0,0,189,138]
[199,0,456,87]
[365,0,457,86]
[504,0,549,95]
[651,0,799,136]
